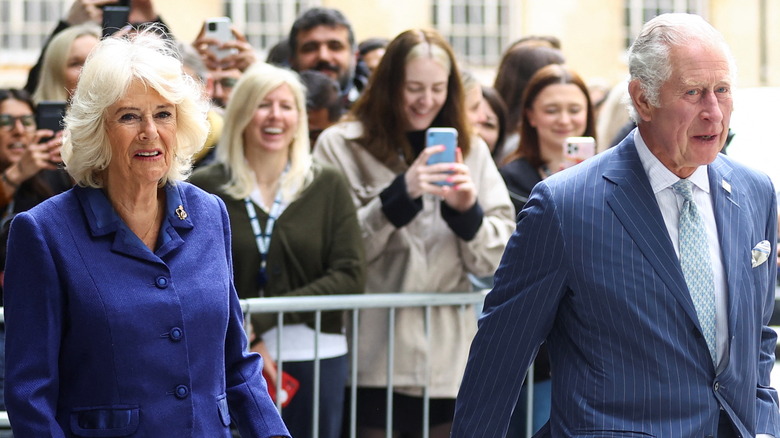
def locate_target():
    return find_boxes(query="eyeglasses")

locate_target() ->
[0,114,36,131]
[217,77,238,88]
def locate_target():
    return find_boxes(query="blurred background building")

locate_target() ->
[1,0,778,90]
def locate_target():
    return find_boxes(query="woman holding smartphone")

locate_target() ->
[313,29,514,438]
[500,63,597,214]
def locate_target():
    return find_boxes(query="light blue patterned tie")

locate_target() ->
[672,179,717,364]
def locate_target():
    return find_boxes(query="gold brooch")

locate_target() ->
[175,205,188,220]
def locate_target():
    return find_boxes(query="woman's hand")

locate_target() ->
[65,0,109,26]
[193,24,256,72]
[405,145,477,212]
[4,130,62,188]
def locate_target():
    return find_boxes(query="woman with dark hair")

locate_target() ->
[500,63,597,213]
[498,63,596,436]
[478,85,509,161]
[493,44,565,161]
[0,88,71,222]
[314,29,514,437]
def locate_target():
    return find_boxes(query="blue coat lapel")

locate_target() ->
[75,184,194,263]
[708,157,746,340]
[602,138,701,328]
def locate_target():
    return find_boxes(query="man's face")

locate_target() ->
[632,42,733,178]
[208,68,242,108]
[291,25,354,91]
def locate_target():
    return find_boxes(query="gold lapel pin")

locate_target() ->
[175,205,188,220]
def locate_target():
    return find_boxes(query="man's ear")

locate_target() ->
[628,80,653,122]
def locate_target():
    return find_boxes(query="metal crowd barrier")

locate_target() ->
[0,291,551,437]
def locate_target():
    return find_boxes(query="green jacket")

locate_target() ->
[190,161,365,335]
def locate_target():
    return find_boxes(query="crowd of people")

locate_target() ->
[0,1,778,438]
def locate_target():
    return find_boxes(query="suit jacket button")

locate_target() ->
[175,384,190,399]
[713,382,720,391]
[169,327,183,341]
[155,276,169,289]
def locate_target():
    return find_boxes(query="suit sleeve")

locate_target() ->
[217,196,290,438]
[283,171,365,298]
[755,182,780,436]
[4,212,66,437]
[452,182,569,438]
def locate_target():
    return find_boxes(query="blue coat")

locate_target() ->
[452,133,780,437]
[4,182,290,438]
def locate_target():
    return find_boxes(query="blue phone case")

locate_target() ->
[425,128,458,185]
[426,128,457,165]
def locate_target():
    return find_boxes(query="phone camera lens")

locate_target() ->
[208,23,217,31]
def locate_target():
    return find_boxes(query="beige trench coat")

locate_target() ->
[313,121,515,397]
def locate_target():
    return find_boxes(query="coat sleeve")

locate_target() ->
[4,212,67,437]
[217,196,290,438]
[755,181,780,436]
[452,182,568,438]
[313,126,399,263]
[457,140,516,278]
[284,169,366,298]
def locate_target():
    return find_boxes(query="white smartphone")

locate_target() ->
[425,127,458,185]
[562,136,596,169]
[204,17,236,60]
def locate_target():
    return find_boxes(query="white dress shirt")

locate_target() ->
[634,131,729,371]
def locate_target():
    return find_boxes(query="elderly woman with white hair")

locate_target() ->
[190,62,364,438]
[3,32,289,437]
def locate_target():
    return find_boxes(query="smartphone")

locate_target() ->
[36,101,67,141]
[562,136,596,169]
[204,17,237,60]
[100,0,130,8]
[425,127,458,185]
[102,6,130,37]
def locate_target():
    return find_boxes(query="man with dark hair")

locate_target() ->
[288,7,360,104]
[299,70,344,146]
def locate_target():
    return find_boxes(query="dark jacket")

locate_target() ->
[190,161,365,335]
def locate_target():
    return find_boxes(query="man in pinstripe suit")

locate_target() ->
[453,13,780,438]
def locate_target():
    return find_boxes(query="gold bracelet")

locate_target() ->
[1,171,19,189]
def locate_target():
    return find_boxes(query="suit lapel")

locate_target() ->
[708,157,745,339]
[603,139,701,327]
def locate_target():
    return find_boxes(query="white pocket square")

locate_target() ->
[751,240,771,268]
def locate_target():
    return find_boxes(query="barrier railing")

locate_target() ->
[0,291,514,437]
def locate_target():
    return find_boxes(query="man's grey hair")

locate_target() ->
[625,13,737,123]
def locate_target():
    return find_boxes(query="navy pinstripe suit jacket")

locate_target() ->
[452,134,780,437]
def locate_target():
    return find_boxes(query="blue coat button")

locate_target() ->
[169,327,183,341]
[175,385,189,399]
[155,276,169,289]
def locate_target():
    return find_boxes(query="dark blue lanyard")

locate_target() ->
[244,189,284,293]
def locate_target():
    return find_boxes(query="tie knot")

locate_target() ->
[672,179,694,202]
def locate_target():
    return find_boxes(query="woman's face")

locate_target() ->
[477,98,500,152]
[403,57,449,131]
[526,83,588,155]
[243,83,299,154]
[64,34,99,98]
[0,98,35,168]
[104,80,177,186]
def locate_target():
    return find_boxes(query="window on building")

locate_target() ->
[432,0,508,67]
[624,0,707,47]
[223,0,319,57]
[0,0,70,66]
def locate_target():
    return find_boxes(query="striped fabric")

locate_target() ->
[452,133,780,438]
